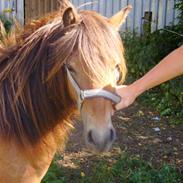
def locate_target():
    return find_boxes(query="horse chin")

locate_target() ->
[85,139,113,153]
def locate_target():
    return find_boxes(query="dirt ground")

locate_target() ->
[59,102,183,176]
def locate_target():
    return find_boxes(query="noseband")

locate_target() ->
[65,66,121,110]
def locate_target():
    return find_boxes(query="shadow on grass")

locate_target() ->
[42,153,183,183]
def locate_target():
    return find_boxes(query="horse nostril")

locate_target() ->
[110,128,115,141]
[87,130,95,145]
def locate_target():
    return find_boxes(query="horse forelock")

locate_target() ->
[0,7,126,152]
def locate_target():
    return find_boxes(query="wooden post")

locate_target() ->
[18,0,59,25]
[142,11,152,36]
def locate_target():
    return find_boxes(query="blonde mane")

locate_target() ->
[0,2,126,152]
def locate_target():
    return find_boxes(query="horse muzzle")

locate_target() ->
[85,126,116,152]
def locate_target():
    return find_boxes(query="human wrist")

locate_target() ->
[129,79,146,98]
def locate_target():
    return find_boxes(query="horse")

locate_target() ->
[0,1,131,182]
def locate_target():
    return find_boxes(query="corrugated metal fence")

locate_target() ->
[0,0,24,24]
[0,0,16,19]
[71,0,179,34]
[0,0,58,24]
[0,0,179,33]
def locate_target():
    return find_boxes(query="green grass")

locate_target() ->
[42,154,183,183]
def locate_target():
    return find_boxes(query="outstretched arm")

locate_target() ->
[115,46,183,110]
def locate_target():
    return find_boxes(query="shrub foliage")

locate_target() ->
[123,0,183,124]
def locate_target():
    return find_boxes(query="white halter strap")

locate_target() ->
[65,66,121,110]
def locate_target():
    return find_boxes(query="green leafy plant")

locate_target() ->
[42,160,66,183]
[122,1,183,125]
[0,14,13,32]
[175,0,183,25]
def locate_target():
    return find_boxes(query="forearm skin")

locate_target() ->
[130,46,183,97]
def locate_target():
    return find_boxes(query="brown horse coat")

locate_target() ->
[0,1,131,182]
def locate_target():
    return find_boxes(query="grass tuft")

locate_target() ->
[42,154,183,183]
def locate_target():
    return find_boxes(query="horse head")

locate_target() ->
[59,4,132,152]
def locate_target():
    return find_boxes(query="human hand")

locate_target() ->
[115,85,137,110]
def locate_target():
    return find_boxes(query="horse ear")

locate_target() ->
[63,7,78,27]
[108,5,132,30]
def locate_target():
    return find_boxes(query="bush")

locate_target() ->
[175,0,183,25]
[122,1,183,124]
[0,14,13,32]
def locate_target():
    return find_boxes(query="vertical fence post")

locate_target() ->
[142,11,152,36]
[16,0,24,25]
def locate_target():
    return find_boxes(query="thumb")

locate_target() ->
[115,103,123,110]
[115,99,128,110]
[115,85,127,110]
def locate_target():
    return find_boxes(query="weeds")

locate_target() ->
[42,155,183,183]
[122,0,183,125]
[123,26,183,125]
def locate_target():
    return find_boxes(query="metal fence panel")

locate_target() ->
[0,0,178,33]
[71,0,178,34]
[0,0,58,24]
[0,0,16,19]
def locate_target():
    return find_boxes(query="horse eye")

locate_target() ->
[67,65,76,74]
[115,65,122,84]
